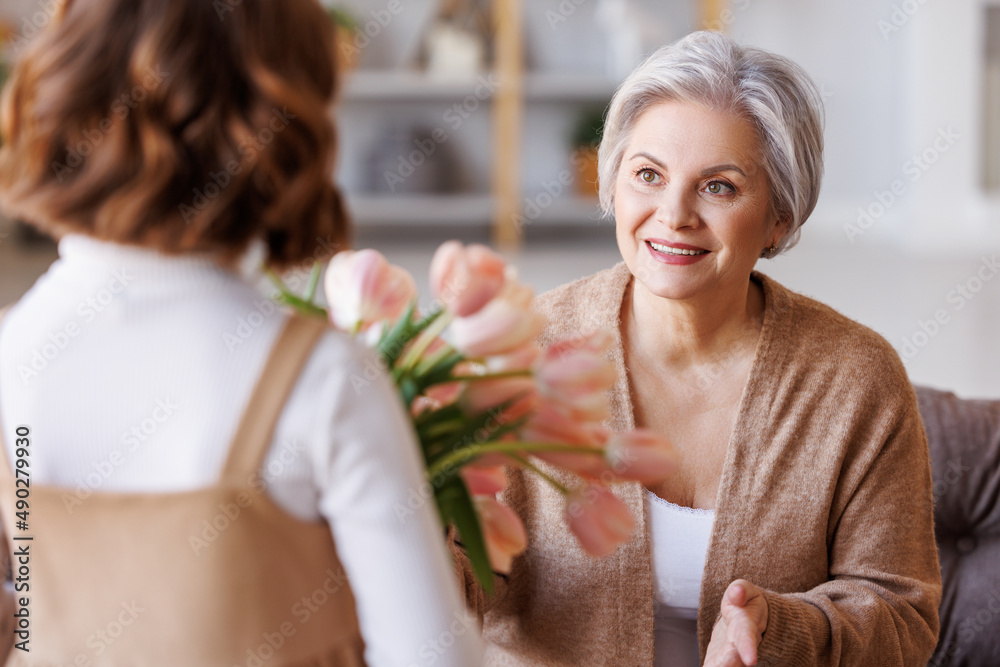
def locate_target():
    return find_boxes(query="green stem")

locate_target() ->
[426,440,605,480]
[265,269,328,319]
[278,293,329,319]
[303,262,322,304]
[400,310,452,372]
[266,268,290,295]
[449,369,533,383]
[421,418,467,440]
[413,342,458,377]
[507,453,571,495]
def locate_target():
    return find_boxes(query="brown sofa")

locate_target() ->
[915,386,1000,666]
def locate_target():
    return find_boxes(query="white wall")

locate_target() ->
[730,0,1000,255]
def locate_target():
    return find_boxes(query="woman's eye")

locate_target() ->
[706,181,734,195]
[638,169,659,184]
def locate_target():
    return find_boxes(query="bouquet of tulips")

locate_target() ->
[269,242,676,593]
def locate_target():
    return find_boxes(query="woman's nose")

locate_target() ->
[654,186,699,230]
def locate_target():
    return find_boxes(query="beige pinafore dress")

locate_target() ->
[0,310,367,665]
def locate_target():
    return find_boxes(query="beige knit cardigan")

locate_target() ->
[451,262,941,666]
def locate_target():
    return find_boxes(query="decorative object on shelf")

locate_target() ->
[595,0,668,79]
[422,0,491,78]
[267,242,678,592]
[367,125,464,195]
[571,107,606,197]
[327,6,360,72]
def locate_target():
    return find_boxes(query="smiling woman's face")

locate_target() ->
[614,100,785,302]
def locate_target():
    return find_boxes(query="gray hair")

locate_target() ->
[598,31,825,257]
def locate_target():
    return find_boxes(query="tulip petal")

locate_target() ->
[565,485,636,557]
[475,496,527,573]
[605,429,679,484]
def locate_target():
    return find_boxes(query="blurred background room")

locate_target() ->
[1,0,998,397]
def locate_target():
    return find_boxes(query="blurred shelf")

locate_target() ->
[522,195,604,226]
[341,70,499,102]
[336,2,619,244]
[340,70,618,104]
[346,194,495,225]
[346,193,605,228]
[523,73,618,102]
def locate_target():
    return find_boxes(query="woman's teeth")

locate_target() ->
[649,242,707,256]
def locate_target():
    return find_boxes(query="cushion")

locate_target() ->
[915,385,1000,667]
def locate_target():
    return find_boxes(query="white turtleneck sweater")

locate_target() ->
[0,234,483,667]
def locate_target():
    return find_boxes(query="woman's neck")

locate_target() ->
[625,275,765,371]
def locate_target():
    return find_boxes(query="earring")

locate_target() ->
[767,241,779,255]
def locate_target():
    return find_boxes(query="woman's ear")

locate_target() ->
[770,214,792,247]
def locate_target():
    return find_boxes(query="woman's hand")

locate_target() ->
[704,579,769,667]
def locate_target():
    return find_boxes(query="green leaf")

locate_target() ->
[417,352,465,388]
[437,478,494,596]
[379,304,444,369]
[423,393,532,466]
[414,402,464,429]
[399,376,421,407]
[303,262,323,303]
[378,302,419,367]
[274,293,328,319]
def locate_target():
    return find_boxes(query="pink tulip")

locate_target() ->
[448,279,545,358]
[483,394,541,458]
[424,381,463,406]
[523,401,604,446]
[485,343,541,373]
[604,429,679,484]
[461,376,537,416]
[541,329,613,362]
[411,380,464,416]
[474,496,528,573]
[535,332,616,421]
[430,241,507,317]
[523,402,610,479]
[325,249,417,333]
[565,484,635,557]
[551,329,614,356]
[457,343,541,415]
[411,396,437,417]
[461,465,508,496]
[500,393,539,423]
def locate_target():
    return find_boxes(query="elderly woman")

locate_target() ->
[452,31,941,666]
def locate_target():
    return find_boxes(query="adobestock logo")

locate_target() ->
[17,269,135,383]
[899,255,999,360]
[61,398,181,514]
[844,127,959,243]
[179,107,297,224]
[51,66,170,184]
[382,75,499,193]
[877,0,933,40]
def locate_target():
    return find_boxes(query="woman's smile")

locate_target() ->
[645,239,711,264]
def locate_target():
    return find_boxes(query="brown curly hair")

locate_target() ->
[0,0,348,270]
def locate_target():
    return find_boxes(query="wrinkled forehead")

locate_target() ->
[622,100,766,177]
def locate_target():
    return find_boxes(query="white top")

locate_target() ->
[645,488,716,667]
[0,234,483,667]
